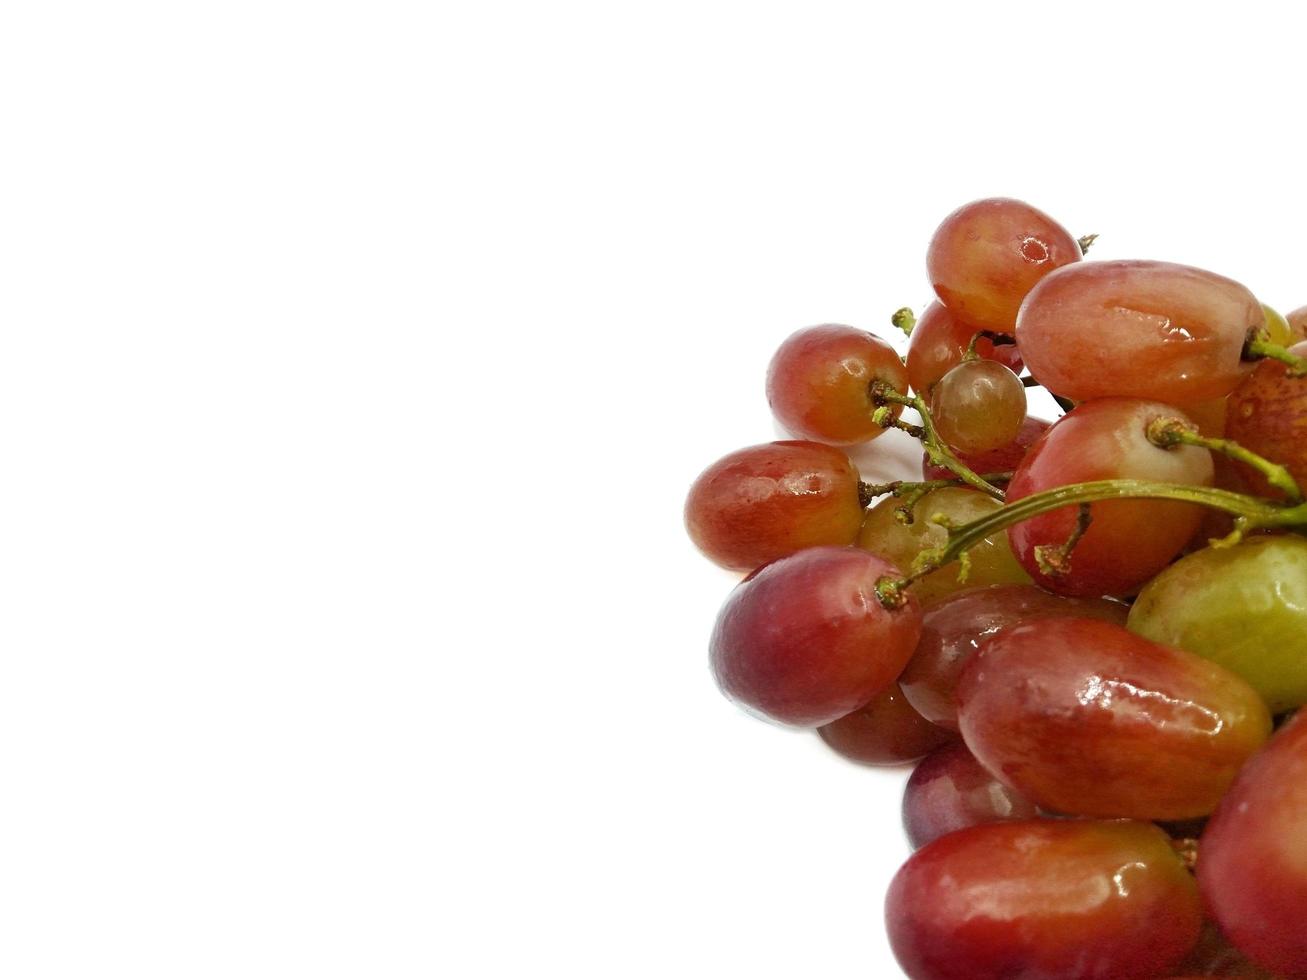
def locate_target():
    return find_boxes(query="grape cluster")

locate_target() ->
[684,198,1307,980]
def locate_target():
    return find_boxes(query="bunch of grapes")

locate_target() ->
[684,198,1307,980]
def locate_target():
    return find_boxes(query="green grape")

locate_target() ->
[1259,302,1295,347]
[1128,534,1307,713]
[857,487,1031,607]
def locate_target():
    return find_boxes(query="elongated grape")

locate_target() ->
[685,441,863,571]
[857,487,1029,607]
[766,324,909,445]
[1199,709,1307,977]
[930,359,1027,454]
[1224,339,1307,499]
[710,547,922,727]
[898,584,1127,730]
[1129,535,1307,713]
[817,684,953,766]
[1016,260,1261,402]
[957,618,1271,819]
[905,301,1024,395]
[921,415,1049,480]
[927,198,1081,333]
[1005,399,1214,597]
[886,820,1202,980]
[901,740,1038,849]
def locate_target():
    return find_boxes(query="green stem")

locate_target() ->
[859,473,1014,502]
[873,479,1307,607]
[870,382,1005,499]
[891,307,916,337]
[1244,335,1307,377]
[1146,416,1303,503]
[1077,233,1098,255]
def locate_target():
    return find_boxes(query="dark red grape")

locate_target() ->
[1005,398,1214,597]
[927,197,1081,333]
[886,819,1202,980]
[1017,260,1260,402]
[816,684,953,766]
[957,618,1271,820]
[901,740,1038,849]
[765,324,909,445]
[898,584,1127,731]
[1198,708,1307,977]
[685,441,863,571]
[905,300,1023,395]
[921,415,1050,480]
[709,547,922,727]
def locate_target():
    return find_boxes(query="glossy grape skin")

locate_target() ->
[1224,340,1307,499]
[901,740,1038,849]
[957,618,1271,820]
[1129,535,1307,714]
[1199,709,1307,977]
[1016,260,1261,403]
[905,301,1024,395]
[898,584,1128,731]
[816,684,953,766]
[765,324,909,445]
[930,359,1028,454]
[709,547,922,727]
[885,819,1202,980]
[685,441,864,571]
[856,488,1030,607]
[921,415,1049,480]
[926,198,1081,333]
[1005,398,1214,597]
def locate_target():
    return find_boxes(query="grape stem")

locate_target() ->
[1244,335,1307,377]
[963,329,1012,360]
[873,478,1307,608]
[1077,233,1098,255]
[859,473,1014,525]
[1033,503,1092,576]
[1146,416,1303,504]
[891,307,916,337]
[869,382,1005,499]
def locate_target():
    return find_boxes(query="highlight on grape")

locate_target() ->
[684,197,1307,979]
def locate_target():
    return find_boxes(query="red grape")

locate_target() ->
[901,740,1038,849]
[765,324,909,445]
[929,359,1027,454]
[885,819,1202,980]
[709,547,922,727]
[905,300,1023,395]
[1224,339,1307,499]
[1168,921,1279,978]
[1016,260,1260,403]
[816,684,953,766]
[898,584,1127,731]
[1005,398,1214,597]
[926,197,1081,333]
[1286,304,1307,340]
[957,618,1271,820]
[685,441,864,571]
[1198,709,1307,977]
[921,415,1049,480]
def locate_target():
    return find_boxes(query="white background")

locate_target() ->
[2,2,1303,977]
